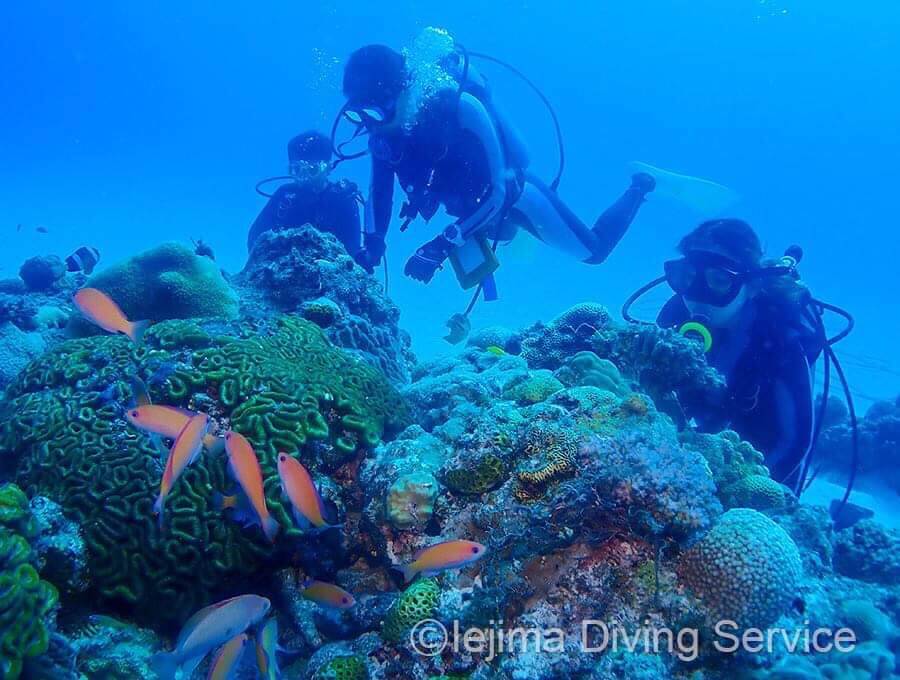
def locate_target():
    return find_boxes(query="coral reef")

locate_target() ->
[519,302,612,369]
[3,251,899,680]
[0,484,59,680]
[18,256,66,292]
[385,472,438,529]
[0,323,46,390]
[381,578,441,643]
[236,225,414,384]
[553,350,630,396]
[676,508,802,630]
[817,394,900,493]
[0,315,404,627]
[501,370,564,405]
[833,519,900,584]
[312,653,369,679]
[62,615,162,679]
[722,474,794,511]
[513,304,727,424]
[27,496,88,597]
[68,243,238,337]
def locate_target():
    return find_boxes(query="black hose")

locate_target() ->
[255,176,295,198]
[466,50,566,192]
[829,345,859,519]
[812,298,855,345]
[621,276,667,324]
[796,306,831,494]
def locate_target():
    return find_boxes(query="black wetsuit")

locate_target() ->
[364,86,650,266]
[658,296,820,490]
[248,180,361,256]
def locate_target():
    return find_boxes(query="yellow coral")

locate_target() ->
[514,427,578,502]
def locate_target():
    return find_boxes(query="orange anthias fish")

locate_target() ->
[276,452,339,532]
[207,633,249,680]
[151,594,270,680]
[73,288,150,343]
[300,580,356,609]
[224,431,279,542]
[127,404,224,454]
[399,539,488,583]
[154,414,210,527]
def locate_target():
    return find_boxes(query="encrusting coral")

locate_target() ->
[0,315,405,627]
[0,484,59,680]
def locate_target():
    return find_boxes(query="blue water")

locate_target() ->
[2,0,898,407]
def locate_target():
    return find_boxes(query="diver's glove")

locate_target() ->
[355,234,386,274]
[631,172,657,195]
[404,233,455,283]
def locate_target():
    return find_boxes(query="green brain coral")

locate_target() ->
[443,453,506,495]
[0,316,405,627]
[0,484,58,680]
[676,508,802,631]
[382,578,441,643]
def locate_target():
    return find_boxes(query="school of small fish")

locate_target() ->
[76,287,489,678]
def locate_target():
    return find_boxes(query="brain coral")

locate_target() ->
[722,474,793,511]
[676,508,802,630]
[382,578,441,643]
[0,316,405,627]
[0,484,59,680]
[71,243,238,334]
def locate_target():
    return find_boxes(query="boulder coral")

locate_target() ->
[69,242,239,336]
[676,508,802,631]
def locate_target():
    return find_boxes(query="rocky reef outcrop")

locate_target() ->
[1,236,899,679]
[817,394,900,493]
[235,225,414,385]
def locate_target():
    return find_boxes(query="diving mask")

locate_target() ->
[665,251,752,307]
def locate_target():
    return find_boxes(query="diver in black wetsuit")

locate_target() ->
[340,43,656,288]
[248,131,362,257]
[654,219,821,490]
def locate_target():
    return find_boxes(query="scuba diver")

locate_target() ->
[249,131,362,257]
[336,40,656,292]
[622,218,858,506]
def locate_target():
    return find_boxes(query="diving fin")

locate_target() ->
[628,161,739,216]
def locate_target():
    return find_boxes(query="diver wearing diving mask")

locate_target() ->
[248,131,362,258]
[635,219,822,492]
